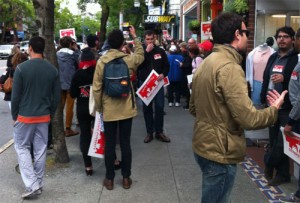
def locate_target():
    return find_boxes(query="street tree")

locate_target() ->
[54,1,101,42]
[78,0,109,44]
[77,0,147,44]
[0,0,34,44]
[32,0,69,163]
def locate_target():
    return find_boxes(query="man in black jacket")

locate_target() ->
[138,30,170,143]
[260,26,299,186]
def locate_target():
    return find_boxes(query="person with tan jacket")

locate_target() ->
[189,12,287,203]
[93,26,144,190]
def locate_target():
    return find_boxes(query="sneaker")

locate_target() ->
[168,103,173,107]
[280,193,300,203]
[175,102,180,107]
[21,188,40,198]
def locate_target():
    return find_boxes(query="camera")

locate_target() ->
[122,22,130,39]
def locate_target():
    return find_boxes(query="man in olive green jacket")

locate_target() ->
[189,12,287,203]
[93,27,144,190]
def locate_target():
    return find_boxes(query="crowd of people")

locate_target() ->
[1,11,300,203]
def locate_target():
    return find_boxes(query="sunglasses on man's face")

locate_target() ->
[239,29,250,38]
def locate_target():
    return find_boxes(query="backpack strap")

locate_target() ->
[118,57,135,109]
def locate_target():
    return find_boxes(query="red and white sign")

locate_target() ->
[281,127,300,164]
[291,71,298,80]
[59,28,76,39]
[201,21,211,40]
[162,30,172,40]
[163,76,169,87]
[136,70,165,106]
[273,65,284,73]
[88,112,105,158]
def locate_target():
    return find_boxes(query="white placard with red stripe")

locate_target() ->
[281,127,300,164]
[136,70,165,106]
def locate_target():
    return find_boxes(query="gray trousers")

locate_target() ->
[13,121,49,191]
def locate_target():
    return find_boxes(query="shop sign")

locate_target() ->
[201,21,212,40]
[143,15,176,24]
[182,0,197,14]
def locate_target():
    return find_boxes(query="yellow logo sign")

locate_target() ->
[143,15,176,24]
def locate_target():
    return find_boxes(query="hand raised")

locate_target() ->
[267,89,288,109]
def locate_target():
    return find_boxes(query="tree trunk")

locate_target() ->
[99,0,109,44]
[32,0,69,163]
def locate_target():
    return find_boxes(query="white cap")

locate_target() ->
[169,45,177,52]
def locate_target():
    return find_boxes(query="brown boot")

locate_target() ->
[122,177,132,189]
[144,133,153,143]
[155,132,171,142]
[103,178,114,190]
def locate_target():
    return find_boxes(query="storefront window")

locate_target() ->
[291,16,300,32]
[255,14,285,47]
[201,0,211,21]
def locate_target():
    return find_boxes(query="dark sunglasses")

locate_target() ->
[239,29,250,38]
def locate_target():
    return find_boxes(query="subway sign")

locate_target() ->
[143,15,176,24]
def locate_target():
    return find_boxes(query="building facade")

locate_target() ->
[179,0,300,52]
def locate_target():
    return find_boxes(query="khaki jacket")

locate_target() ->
[93,38,144,121]
[189,44,278,164]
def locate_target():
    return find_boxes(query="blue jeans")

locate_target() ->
[142,86,165,134]
[251,80,262,105]
[194,153,237,203]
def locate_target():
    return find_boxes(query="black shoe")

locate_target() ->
[264,167,273,181]
[268,176,291,186]
[85,167,93,176]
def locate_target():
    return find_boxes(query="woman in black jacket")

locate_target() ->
[0,51,28,109]
[70,48,96,176]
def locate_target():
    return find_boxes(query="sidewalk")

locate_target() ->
[0,100,297,202]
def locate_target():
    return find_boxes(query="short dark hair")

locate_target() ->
[29,36,45,54]
[275,26,295,40]
[188,46,199,56]
[59,36,73,48]
[86,34,98,48]
[211,12,244,44]
[107,29,124,49]
[144,30,154,37]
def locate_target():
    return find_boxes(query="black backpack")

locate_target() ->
[103,57,135,108]
[103,57,131,98]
